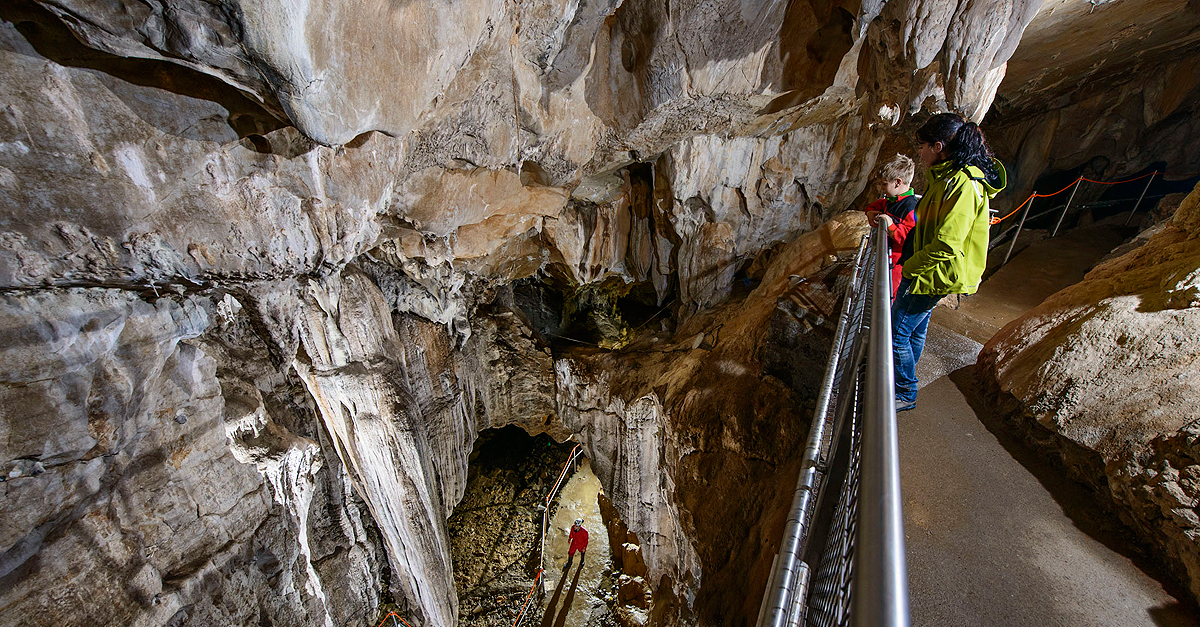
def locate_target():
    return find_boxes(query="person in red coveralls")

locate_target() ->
[564,518,588,570]
[863,154,919,298]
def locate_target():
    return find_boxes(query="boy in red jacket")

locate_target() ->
[564,518,588,570]
[863,154,918,297]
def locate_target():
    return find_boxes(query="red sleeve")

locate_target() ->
[864,198,887,214]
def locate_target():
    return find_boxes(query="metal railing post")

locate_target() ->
[852,222,910,627]
[1000,191,1034,268]
[1051,178,1082,237]
[1124,172,1157,226]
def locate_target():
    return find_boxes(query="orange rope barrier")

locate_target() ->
[374,611,415,627]
[511,569,544,627]
[991,193,1035,225]
[1037,177,1088,198]
[545,445,581,505]
[990,170,1163,225]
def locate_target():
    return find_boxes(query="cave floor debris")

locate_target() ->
[447,427,577,627]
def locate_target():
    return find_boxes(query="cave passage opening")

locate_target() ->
[448,426,632,627]
[511,274,674,350]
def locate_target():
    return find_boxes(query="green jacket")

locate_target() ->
[901,159,1006,295]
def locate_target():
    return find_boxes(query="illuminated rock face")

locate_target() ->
[978,182,1200,602]
[985,0,1200,218]
[0,0,1049,624]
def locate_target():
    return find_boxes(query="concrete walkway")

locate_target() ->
[902,364,1199,626]
[900,220,1200,626]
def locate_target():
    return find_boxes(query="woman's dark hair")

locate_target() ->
[916,112,998,181]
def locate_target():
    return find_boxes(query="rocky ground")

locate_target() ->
[976,182,1200,601]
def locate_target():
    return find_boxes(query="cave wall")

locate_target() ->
[0,0,1043,624]
[987,55,1200,217]
[0,288,389,626]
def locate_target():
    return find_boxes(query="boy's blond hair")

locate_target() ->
[879,154,916,185]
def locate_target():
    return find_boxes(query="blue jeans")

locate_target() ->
[891,278,941,403]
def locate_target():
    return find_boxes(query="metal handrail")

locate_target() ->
[756,222,910,627]
[852,223,910,627]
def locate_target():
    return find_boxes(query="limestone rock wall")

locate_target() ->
[554,212,870,621]
[0,0,1045,623]
[0,288,388,627]
[977,182,1200,601]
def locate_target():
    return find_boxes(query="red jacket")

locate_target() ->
[568,526,589,554]
[865,192,918,296]
[864,193,918,262]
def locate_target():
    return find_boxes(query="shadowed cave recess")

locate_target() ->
[2,0,1200,625]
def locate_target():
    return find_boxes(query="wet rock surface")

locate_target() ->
[0,288,389,627]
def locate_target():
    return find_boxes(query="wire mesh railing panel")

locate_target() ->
[805,359,864,627]
[757,224,908,627]
[798,242,875,555]
[798,234,875,627]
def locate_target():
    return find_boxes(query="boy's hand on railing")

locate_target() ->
[866,211,894,229]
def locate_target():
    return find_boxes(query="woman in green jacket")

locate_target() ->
[892,113,1005,411]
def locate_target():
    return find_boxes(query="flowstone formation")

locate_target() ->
[0,0,1041,624]
[977,182,1200,602]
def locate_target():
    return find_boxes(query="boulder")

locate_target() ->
[978,181,1200,601]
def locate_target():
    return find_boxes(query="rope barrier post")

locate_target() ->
[1051,178,1082,237]
[1124,171,1157,226]
[1000,191,1034,268]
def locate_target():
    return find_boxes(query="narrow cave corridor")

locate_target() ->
[539,457,612,627]
[447,427,576,625]
[448,427,642,627]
